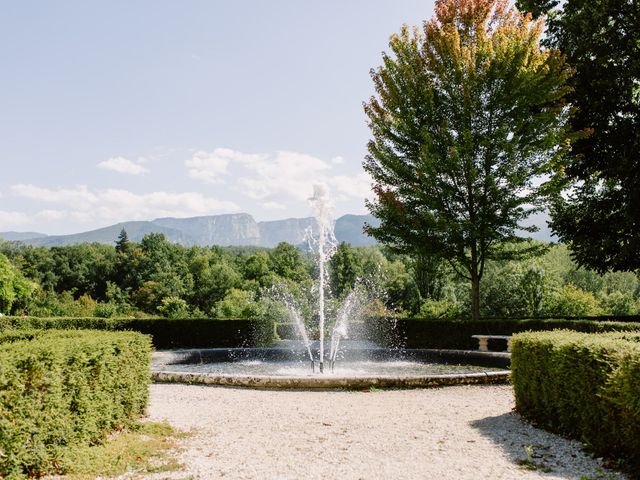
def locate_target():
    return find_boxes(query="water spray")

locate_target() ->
[308,184,337,374]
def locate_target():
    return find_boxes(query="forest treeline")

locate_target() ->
[1,230,639,321]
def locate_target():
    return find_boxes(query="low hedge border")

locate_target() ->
[0,316,274,349]
[363,318,640,350]
[511,330,640,474]
[0,329,152,478]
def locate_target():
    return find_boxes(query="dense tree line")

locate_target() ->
[1,231,638,320]
[0,231,416,320]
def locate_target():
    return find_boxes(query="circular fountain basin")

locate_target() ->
[152,344,510,389]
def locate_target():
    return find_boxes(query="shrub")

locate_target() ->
[0,253,36,315]
[542,284,605,316]
[511,331,640,473]
[419,298,462,319]
[0,316,274,348]
[0,329,152,477]
[601,291,638,316]
[214,289,265,319]
[93,302,120,318]
[157,296,190,318]
[27,291,98,318]
[364,317,640,349]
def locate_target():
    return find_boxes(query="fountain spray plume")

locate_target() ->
[307,184,338,373]
[328,282,368,372]
[267,284,314,364]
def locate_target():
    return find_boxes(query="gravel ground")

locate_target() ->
[143,383,626,480]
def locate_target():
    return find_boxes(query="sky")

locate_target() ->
[0,0,436,235]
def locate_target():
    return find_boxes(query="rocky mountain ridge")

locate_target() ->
[0,213,379,248]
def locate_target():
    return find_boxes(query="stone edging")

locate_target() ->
[152,370,511,389]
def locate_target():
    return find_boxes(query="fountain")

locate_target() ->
[307,184,338,373]
[152,185,511,388]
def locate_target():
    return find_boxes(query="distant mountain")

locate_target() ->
[335,214,379,246]
[0,231,47,241]
[4,213,377,248]
[154,214,261,246]
[18,221,193,248]
[258,217,316,247]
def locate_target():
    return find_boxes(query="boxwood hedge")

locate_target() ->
[0,316,274,349]
[0,329,152,478]
[511,331,640,474]
[363,317,640,350]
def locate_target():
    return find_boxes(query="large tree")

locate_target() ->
[363,0,575,320]
[517,0,640,273]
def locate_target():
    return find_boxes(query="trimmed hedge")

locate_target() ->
[511,331,640,474]
[0,329,152,477]
[364,317,640,350]
[0,316,274,349]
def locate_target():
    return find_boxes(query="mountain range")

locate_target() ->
[0,214,380,248]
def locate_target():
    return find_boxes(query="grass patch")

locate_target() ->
[516,445,553,473]
[59,422,186,479]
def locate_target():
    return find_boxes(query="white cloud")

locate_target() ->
[9,185,240,226]
[262,201,286,210]
[185,150,231,184]
[187,148,372,207]
[0,210,30,229]
[0,210,72,230]
[11,184,97,207]
[328,173,373,201]
[38,210,68,221]
[98,156,149,175]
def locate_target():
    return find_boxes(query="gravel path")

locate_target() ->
[145,384,625,480]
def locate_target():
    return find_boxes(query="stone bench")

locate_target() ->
[471,335,512,352]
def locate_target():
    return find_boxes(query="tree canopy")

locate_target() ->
[517,0,640,273]
[363,0,575,319]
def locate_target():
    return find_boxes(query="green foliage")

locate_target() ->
[601,291,639,316]
[329,242,363,298]
[517,0,640,273]
[157,296,190,318]
[419,298,462,319]
[0,253,36,314]
[365,317,640,350]
[0,316,274,348]
[511,330,640,473]
[48,244,118,300]
[27,290,98,318]
[268,242,311,283]
[61,422,182,478]
[93,301,120,318]
[114,228,130,255]
[542,285,605,317]
[0,329,152,478]
[3,232,640,322]
[382,259,421,315]
[215,288,264,319]
[481,263,546,317]
[364,0,576,320]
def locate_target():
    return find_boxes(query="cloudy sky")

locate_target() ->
[0,0,434,235]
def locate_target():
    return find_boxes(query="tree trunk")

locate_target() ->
[471,272,480,321]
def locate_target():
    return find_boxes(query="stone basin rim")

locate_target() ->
[151,347,511,389]
[151,369,511,389]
